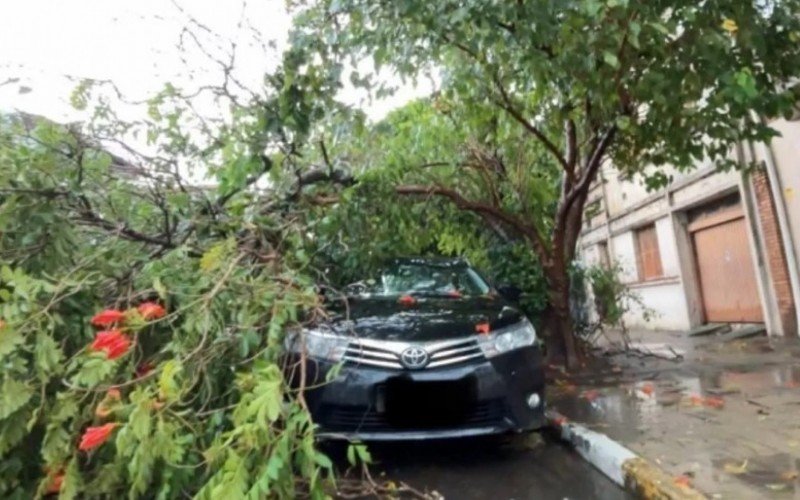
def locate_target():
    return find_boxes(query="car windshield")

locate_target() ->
[368,262,491,297]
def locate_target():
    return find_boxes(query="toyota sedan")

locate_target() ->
[285,257,546,440]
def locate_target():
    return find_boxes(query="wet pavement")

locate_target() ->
[549,330,800,498]
[328,434,630,499]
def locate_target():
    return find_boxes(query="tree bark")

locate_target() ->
[541,259,582,369]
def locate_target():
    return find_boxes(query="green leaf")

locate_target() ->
[128,397,154,441]
[354,443,372,464]
[0,325,23,362]
[346,442,371,466]
[153,276,167,300]
[0,378,34,420]
[35,332,63,378]
[266,454,284,482]
[71,353,116,387]
[616,116,632,130]
[0,407,30,455]
[313,451,332,469]
[60,458,82,500]
[158,359,183,402]
[603,51,620,69]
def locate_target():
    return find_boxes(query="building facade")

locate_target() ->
[578,117,800,336]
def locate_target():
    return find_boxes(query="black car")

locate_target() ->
[285,257,546,440]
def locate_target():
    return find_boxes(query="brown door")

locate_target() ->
[690,203,763,323]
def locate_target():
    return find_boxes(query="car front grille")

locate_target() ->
[343,336,485,370]
[320,399,507,433]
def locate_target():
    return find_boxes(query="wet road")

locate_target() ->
[329,433,630,499]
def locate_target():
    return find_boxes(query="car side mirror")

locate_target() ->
[496,284,522,302]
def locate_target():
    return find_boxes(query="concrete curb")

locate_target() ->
[546,411,707,499]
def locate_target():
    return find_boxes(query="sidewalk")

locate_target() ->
[548,328,800,499]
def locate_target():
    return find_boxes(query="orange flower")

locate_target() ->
[137,302,166,320]
[688,394,704,406]
[90,330,132,360]
[45,472,64,494]
[674,475,693,488]
[95,403,112,418]
[95,388,122,418]
[90,309,126,328]
[78,423,117,451]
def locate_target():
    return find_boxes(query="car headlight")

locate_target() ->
[285,329,348,362]
[477,319,537,358]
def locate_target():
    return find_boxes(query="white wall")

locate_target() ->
[623,283,692,330]
[611,231,638,283]
[603,164,691,218]
[608,216,691,331]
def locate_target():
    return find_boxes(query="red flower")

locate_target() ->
[398,295,417,306]
[90,309,126,328]
[90,330,132,360]
[78,423,117,451]
[137,302,166,320]
[46,472,64,494]
[475,322,491,334]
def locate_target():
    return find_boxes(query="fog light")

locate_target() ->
[526,393,541,409]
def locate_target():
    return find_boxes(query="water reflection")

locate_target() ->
[551,359,800,497]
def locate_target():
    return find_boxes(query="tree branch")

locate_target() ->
[565,126,616,210]
[395,184,549,260]
[491,74,569,171]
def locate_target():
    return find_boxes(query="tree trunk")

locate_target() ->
[542,262,582,370]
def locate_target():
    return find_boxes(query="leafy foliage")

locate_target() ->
[0,29,345,495]
[293,0,800,366]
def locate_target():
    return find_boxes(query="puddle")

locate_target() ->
[713,453,800,495]
[704,365,800,394]
[551,358,800,497]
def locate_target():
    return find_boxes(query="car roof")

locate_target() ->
[388,257,470,268]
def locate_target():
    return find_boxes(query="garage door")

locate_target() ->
[689,200,764,323]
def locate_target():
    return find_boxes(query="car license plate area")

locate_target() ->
[383,376,478,428]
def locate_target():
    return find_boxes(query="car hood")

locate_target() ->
[324,296,524,342]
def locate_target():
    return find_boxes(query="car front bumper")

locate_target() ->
[293,345,546,441]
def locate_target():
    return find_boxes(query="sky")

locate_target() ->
[0,0,431,123]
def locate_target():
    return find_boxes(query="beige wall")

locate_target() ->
[763,118,800,272]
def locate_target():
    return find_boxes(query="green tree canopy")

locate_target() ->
[295,0,800,366]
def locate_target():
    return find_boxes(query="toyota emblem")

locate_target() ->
[400,346,430,369]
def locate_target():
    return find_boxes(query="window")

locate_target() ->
[634,224,663,281]
[374,262,490,297]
